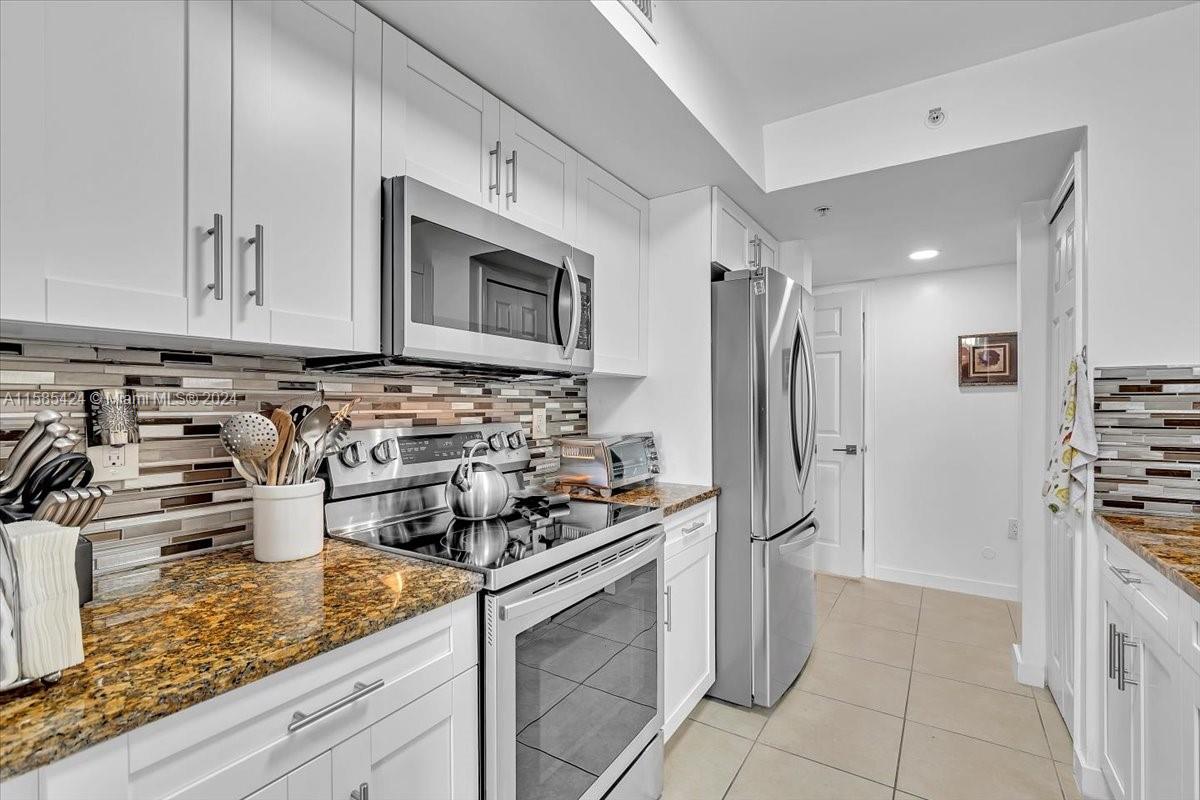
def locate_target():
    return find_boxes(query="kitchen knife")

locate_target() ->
[0,410,62,486]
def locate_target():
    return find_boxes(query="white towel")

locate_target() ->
[0,524,21,688]
[1042,354,1099,514]
[0,521,84,680]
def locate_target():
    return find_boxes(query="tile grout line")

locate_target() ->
[1032,695,1070,800]
[891,585,922,792]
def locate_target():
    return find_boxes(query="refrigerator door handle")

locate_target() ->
[778,520,819,557]
[791,307,818,494]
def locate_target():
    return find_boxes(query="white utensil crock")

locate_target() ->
[251,479,324,562]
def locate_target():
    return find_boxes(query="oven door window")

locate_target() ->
[410,216,588,348]
[513,560,659,800]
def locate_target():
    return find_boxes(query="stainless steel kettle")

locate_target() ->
[445,441,510,520]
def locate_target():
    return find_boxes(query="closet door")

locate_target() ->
[0,0,221,335]
[232,0,357,350]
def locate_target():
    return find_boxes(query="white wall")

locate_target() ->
[836,263,1021,598]
[588,187,713,485]
[764,5,1200,368]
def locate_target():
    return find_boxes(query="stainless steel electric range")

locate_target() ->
[325,423,665,800]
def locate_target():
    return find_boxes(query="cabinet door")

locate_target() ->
[577,158,649,377]
[1102,575,1135,800]
[0,0,217,335]
[755,230,779,271]
[242,751,332,800]
[711,188,752,270]
[232,0,358,350]
[333,668,479,800]
[1185,665,1200,800]
[498,104,577,244]
[664,535,716,740]
[384,32,500,210]
[1132,615,1182,800]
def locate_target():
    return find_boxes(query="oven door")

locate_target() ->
[385,176,594,375]
[485,526,664,800]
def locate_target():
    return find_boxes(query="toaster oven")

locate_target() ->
[553,432,660,495]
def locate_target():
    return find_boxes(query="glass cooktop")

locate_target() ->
[331,499,660,590]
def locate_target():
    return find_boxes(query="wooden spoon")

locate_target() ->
[267,409,296,486]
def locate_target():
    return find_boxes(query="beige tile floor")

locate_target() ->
[664,574,1081,800]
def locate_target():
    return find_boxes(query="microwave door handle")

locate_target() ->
[560,255,582,360]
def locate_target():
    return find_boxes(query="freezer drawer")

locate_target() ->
[752,517,818,707]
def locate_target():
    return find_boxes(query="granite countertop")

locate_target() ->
[0,540,482,780]
[562,482,720,517]
[1095,512,1200,604]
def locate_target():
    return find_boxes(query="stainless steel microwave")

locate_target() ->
[378,176,594,376]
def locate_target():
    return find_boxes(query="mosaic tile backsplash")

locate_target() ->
[1094,364,1200,517]
[0,340,586,575]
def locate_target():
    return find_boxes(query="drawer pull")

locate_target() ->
[1117,632,1140,691]
[287,679,384,733]
[681,520,705,535]
[1108,564,1142,585]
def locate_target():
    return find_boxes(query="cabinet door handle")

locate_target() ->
[664,585,673,632]
[1117,632,1139,691]
[350,782,369,800]
[489,140,501,200]
[1108,564,1142,585]
[506,149,517,204]
[247,224,265,307]
[1107,622,1118,680]
[287,678,384,733]
[681,520,705,535]
[205,212,224,300]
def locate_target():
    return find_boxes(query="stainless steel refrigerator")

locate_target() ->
[710,266,818,708]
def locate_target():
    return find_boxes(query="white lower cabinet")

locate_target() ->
[0,596,479,800]
[1100,532,1191,800]
[663,500,717,740]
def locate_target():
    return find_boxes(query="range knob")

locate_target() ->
[488,432,506,452]
[339,441,367,468]
[371,438,398,464]
[507,430,525,449]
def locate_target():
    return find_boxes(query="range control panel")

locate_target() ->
[325,423,531,500]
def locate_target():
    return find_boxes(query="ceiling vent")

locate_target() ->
[619,0,658,43]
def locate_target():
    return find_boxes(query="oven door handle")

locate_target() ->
[498,532,662,623]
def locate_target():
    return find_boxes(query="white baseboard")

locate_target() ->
[1075,751,1112,800]
[872,564,1019,601]
[1012,643,1047,687]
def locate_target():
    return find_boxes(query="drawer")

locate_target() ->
[130,595,477,800]
[1102,532,1180,654]
[664,498,716,559]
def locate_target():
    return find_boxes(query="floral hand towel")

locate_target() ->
[1043,354,1098,514]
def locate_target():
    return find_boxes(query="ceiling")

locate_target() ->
[675,0,1193,124]
[769,128,1085,286]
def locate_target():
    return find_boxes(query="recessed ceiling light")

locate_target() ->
[908,249,939,261]
[813,205,832,218]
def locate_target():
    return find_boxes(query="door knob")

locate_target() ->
[832,444,858,455]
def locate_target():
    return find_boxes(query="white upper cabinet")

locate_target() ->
[710,187,778,273]
[383,31,501,209]
[577,158,649,377]
[0,0,207,334]
[0,0,381,352]
[498,104,577,244]
[231,0,371,351]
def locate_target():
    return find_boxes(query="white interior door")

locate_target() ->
[812,289,865,577]
[1046,171,1079,734]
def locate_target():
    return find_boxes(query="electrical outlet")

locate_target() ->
[532,408,548,440]
[88,443,139,482]
[1008,518,1019,540]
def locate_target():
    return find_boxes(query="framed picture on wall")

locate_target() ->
[958,331,1018,386]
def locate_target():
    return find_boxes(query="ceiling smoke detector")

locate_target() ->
[813,205,832,218]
